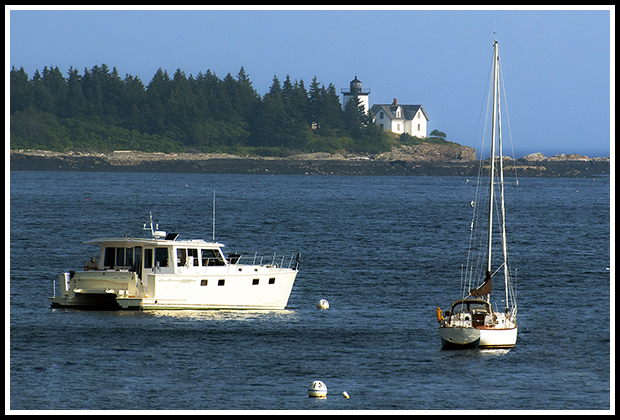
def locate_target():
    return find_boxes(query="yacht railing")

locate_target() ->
[227,252,301,270]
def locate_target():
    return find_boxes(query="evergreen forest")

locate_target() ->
[10,64,452,156]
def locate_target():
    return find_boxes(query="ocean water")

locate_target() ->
[9,171,611,411]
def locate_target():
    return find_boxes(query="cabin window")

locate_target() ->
[144,249,153,269]
[469,302,489,312]
[176,248,200,267]
[202,249,225,266]
[155,247,169,267]
[188,248,199,266]
[125,248,134,268]
[104,247,116,268]
[252,278,259,285]
[218,279,225,286]
[116,248,126,266]
[177,248,187,266]
[104,247,136,268]
[133,247,142,271]
[200,279,208,286]
[269,278,276,285]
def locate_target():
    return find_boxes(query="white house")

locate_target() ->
[371,99,429,138]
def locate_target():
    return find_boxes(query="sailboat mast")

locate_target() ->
[486,39,500,293]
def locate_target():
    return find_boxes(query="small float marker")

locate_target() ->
[317,299,329,309]
[308,381,328,398]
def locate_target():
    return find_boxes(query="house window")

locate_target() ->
[380,124,384,129]
[379,112,384,119]
[418,124,421,131]
[397,123,400,131]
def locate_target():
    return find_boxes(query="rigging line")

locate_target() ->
[471,52,495,160]
[498,56,521,295]
[498,56,519,178]
[491,262,505,278]
[465,70,493,297]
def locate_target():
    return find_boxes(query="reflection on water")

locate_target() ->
[50,306,301,323]
[439,347,512,359]
[145,308,300,322]
[479,348,512,356]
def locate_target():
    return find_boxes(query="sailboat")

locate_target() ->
[438,39,518,349]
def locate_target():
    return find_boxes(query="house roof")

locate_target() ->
[371,104,429,121]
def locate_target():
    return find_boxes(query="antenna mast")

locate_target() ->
[212,189,216,242]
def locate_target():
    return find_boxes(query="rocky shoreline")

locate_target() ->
[9,148,610,178]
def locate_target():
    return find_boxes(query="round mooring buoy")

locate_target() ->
[317,299,329,309]
[308,380,328,398]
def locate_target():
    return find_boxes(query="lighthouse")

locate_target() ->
[341,76,370,114]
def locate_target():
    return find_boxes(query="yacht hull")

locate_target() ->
[50,269,297,310]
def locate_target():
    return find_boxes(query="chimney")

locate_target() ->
[393,98,397,106]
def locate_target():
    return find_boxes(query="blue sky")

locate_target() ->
[7,6,613,158]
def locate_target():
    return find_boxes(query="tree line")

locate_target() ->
[9,64,450,155]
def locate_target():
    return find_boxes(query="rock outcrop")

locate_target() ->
[375,144,477,162]
[9,147,610,177]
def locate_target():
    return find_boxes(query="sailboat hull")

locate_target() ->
[478,326,518,349]
[439,326,481,349]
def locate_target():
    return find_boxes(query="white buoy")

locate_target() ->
[307,380,328,398]
[317,299,329,309]
[343,391,350,399]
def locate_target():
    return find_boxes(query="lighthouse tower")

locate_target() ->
[341,76,370,114]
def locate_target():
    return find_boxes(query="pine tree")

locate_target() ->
[120,74,146,132]
[42,66,68,118]
[10,66,32,114]
[145,68,171,135]
[81,65,105,119]
[307,76,322,129]
[31,69,55,115]
[323,83,343,129]
[66,67,87,119]
[342,95,365,136]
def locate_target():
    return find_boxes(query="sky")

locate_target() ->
[7,6,614,158]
